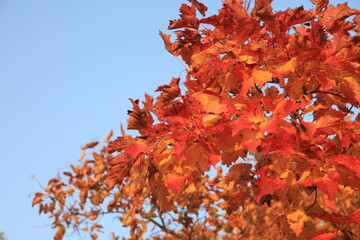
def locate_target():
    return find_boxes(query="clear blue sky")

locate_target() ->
[0,0,359,239]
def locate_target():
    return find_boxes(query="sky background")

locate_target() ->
[0,0,359,239]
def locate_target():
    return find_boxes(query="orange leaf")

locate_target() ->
[311,232,337,240]
[103,130,113,143]
[90,193,103,206]
[150,173,172,212]
[190,46,217,68]
[207,153,221,166]
[226,163,252,184]
[54,224,65,240]
[81,141,98,150]
[273,99,298,118]
[300,175,339,201]
[164,174,186,193]
[78,150,86,161]
[185,142,209,171]
[316,115,341,129]
[255,168,286,201]
[32,192,43,207]
[349,208,360,225]
[231,118,253,136]
[187,0,207,16]
[310,0,329,13]
[242,139,261,151]
[124,140,149,159]
[156,77,181,102]
[159,31,173,54]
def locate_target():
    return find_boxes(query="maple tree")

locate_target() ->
[33,0,360,239]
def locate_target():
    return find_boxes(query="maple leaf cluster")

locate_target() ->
[33,0,360,239]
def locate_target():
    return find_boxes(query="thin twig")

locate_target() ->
[305,187,317,212]
[344,104,354,117]
[147,218,186,239]
[311,90,347,100]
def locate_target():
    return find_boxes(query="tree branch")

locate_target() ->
[311,90,347,100]
[147,218,186,240]
[305,186,317,212]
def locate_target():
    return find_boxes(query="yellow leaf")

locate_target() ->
[234,103,245,110]
[250,39,268,51]
[286,210,307,236]
[279,170,291,179]
[191,47,217,68]
[273,57,297,73]
[298,171,311,182]
[185,183,197,194]
[64,188,74,196]
[196,92,228,114]
[238,55,256,64]
[122,208,135,226]
[252,67,273,87]
[202,114,222,127]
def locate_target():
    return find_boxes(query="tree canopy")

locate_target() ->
[33,0,360,239]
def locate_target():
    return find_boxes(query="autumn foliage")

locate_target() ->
[33,0,360,239]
